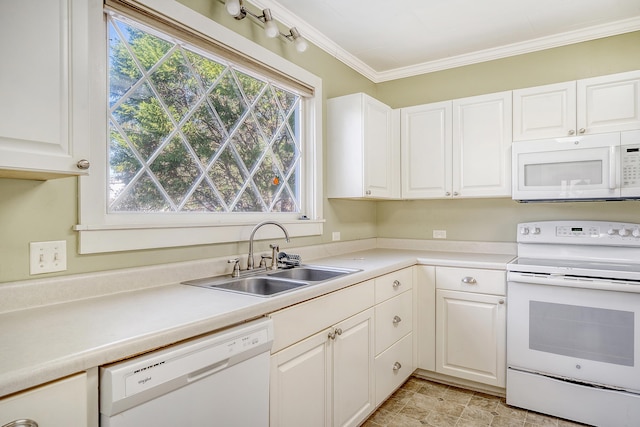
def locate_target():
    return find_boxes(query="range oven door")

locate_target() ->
[507,277,640,393]
[512,132,621,201]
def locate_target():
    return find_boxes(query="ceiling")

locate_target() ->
[250,0,640,82]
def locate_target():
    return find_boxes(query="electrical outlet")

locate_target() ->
[30,241,67,275]
[332,231,341,241]
[433,230,447,239]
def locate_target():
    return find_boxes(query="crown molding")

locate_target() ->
[248,1,640,83]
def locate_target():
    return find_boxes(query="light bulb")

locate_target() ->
[226,0,241,17]
[294,36,308,52]
[264,20,279,38]
[262,9,279,38]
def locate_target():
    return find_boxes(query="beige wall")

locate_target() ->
[0,4,639,284]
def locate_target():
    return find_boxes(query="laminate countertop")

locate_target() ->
[0,245,514,398]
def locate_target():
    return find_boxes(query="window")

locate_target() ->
[108,17,302,214]
[76,0,323,254]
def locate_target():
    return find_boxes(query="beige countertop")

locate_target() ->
[0,242,514,398]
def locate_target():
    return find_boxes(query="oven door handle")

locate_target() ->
[507,272,633,292]
[609,145,617,190]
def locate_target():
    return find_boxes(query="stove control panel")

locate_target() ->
[518,221,640,246]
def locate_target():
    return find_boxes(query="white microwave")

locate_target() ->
[512,130,640,201]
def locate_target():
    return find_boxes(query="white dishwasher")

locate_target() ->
[100,317,273,427]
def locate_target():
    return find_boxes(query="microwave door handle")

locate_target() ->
[609,145,617,190]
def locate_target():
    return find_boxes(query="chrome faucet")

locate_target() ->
[247,221,290,270]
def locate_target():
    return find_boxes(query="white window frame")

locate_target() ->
[75,0,323,254]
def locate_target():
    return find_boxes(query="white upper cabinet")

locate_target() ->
[401,101,452,198]
[513,70,640,141]
[0,0,94,179]
[327,93,400,199]
[453,91,512,198]
[401,92,512,199]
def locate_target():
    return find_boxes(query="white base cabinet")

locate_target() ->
[435,267,506,387]
[0,373,88,427]
[269,281,375,427]
[373,268,415,406]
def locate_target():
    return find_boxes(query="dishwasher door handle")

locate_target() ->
[187,359,230,383]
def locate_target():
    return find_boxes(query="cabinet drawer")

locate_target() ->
[375,267,413,303]
[375,290,412,354]
[375,332,413,406]
[270,280,374,353]
[436,266,505,295]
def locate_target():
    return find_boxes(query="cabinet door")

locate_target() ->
[436,289,506,387]
[270,330,332,427]
[364,96,397,198]
[453,92,512,198]
[0,373,88,427]
[333,308,375,427]
[578,70,640,134]
[513,81,577,141]
[400,101,452,198]
[0,0,91,179]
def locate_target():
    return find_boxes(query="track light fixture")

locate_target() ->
[224,0,308,51]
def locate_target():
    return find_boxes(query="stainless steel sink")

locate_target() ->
[182,265,360,297]
[269,265,357,281]
[183,276,309,297]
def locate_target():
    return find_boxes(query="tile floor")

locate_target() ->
[362,376,590,427]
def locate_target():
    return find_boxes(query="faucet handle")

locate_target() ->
[269,244,280,270]
[228,258,241,278]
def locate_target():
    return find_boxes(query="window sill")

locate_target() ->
[73,220,324,254]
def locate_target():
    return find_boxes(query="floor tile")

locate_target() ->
[363,376,593,427]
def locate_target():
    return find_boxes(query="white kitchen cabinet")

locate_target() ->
[0,373,88,427]
[400,91,511,199]
[373,268,415,405]
[513,70,640,141]
[269,281,375,427]
[0,0,95,180]
[416,266,436,372]
[452,91,512,198]
[401,101,452,198]
[327,93,400,199]
[435,267,506,387]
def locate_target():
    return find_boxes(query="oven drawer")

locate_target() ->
[436,267,505,295]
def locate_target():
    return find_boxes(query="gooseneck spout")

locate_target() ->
[247,221,290,270]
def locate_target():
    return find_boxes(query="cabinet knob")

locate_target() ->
[453,191,459,196]
[461,276,477,285]
[392,315,402,325]
[2,421,39,427]
[499,299,505,304]
[328,327,343,340]
[445,192,451,196]
[76,159,91,170]
[392,362,402,372]
[568,129,575,135]
[578,128,586,134]
[392,280,401,289]
[365,190,372,195]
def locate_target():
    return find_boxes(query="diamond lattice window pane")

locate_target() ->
[182,103,225,166]
[109,121,142,205]
[185,50,226,90]
[208,147,247,207]
[149,136,201,206]
[208,71,247,133]
[111,172,172,212]
[232,116,267,173]
[254,88,284,141]
[182,180,224,212]
[108,23,143,108]
[150,50,202,123]
[112,81,175,160]
[233,185,264,212]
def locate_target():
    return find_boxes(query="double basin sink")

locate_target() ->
[182,265,361,297]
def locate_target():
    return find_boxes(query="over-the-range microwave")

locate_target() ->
[512,130,640,202]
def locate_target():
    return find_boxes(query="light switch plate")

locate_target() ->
[30,240,67,275]
[433,230,447,239]
[332,231,341,241]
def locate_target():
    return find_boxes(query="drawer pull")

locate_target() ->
[328,328,343,340]
[392,315,402,325]
[461,276,477,285]
[499,299,505,305]
[3,421,39,427]
[392,280,401,288]
[392,362,402,372]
